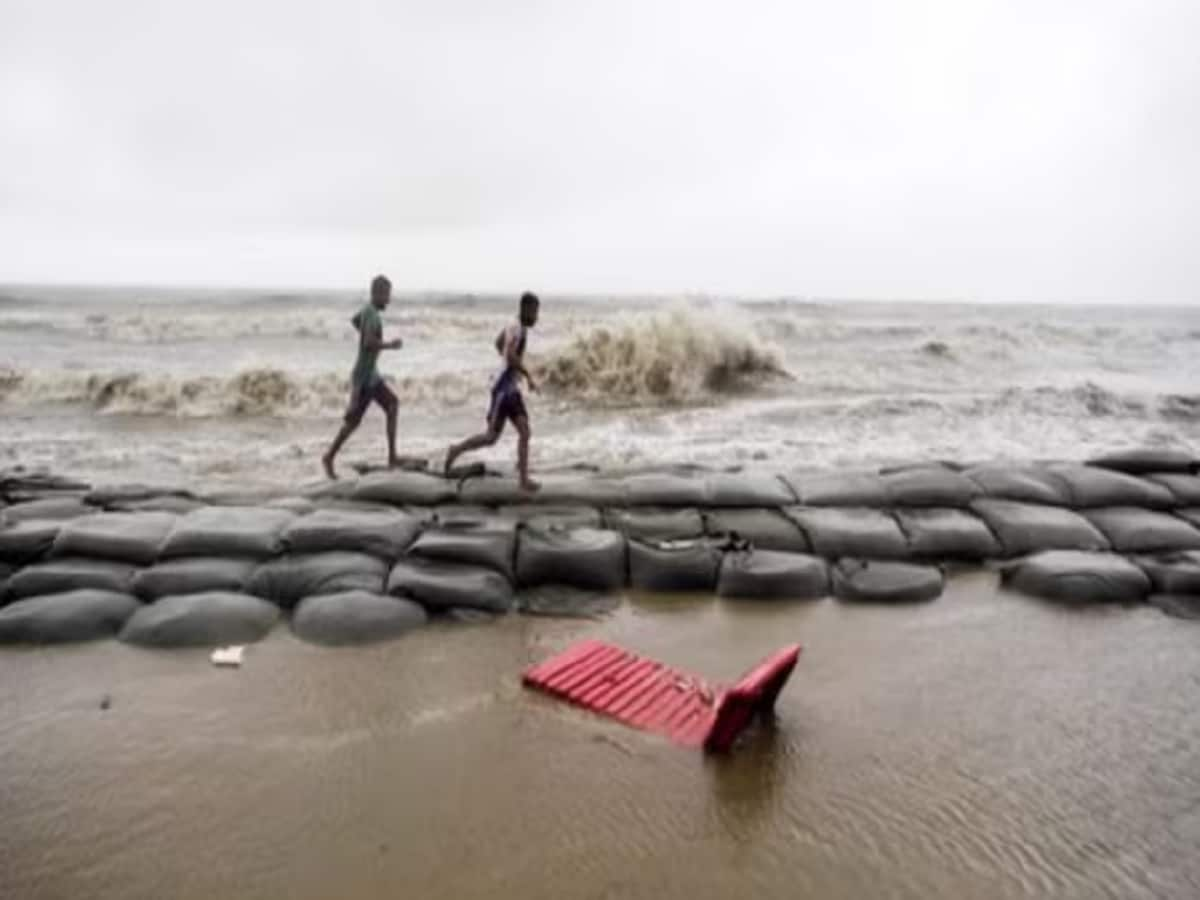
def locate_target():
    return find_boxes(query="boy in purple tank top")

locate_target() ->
[444,292,541,491]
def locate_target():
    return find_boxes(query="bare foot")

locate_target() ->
[322,453,337,480]
[520,478,541,493]
[387,455,402,469]
[443,446,458,476]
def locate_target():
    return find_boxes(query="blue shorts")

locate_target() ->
[487,385,527,430]
[344,378,396,425]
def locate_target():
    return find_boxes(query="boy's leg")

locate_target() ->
[323,416,363,479]
[444,422,502,473]
[375,382,400,465]
[515,415,538,491]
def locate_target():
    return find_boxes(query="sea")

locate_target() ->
[1,284,1198,488]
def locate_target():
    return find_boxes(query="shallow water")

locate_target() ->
[2,572,1199,900]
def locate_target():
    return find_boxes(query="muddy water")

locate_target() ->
[1,572,1198,900]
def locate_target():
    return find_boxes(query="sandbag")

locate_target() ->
[3,497,96,522]
[515,527,626,591]
[832,559,944,603]
[461,474,627,507]
[962,465,1070,506]
[1044,464,1174,509]
[703,508,810,553]
[267,497,318,515]
[705,472,796,507]
[351,471,456,507]
[0,589,141,643]
[431,505,493,525]
[86,484,194,508]
[1179,509,1200,529]
[1133,551,1200,594]
[605,508,706,541]
[4,558,137,602]
[970,500,1109,557]
[1003,550,1150,605]
[50,511,177,565]
[120,592,279,647]
[894,508,1000,559]
[292,590,428,645]
[628,538,722,592]
[1147,474,1200,506]
[387,557,514,612]
[112,495,206,515]
[496,505,604,530]
[1082,508,1200,554]
[717,550,828,600]
[247,551,388,608]
[281,508,421,560]
[1088,448,1196,475]
[159,506,296,559]
[620,472,709,507]
[516,586,622,618]
[784,471,888,507]
[0,520,62,564]
[783,507,909,559]
[407,521,516,580]
[1147,594,1200,620]
[131,557,258,600]
[882,467,980,508]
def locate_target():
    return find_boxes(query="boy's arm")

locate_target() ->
[503,328,537,391]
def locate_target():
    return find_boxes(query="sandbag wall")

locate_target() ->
[2,447,1200,647]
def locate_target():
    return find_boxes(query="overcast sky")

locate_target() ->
[2,0,1197,301]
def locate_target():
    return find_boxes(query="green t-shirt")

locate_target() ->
[350,303,383,390]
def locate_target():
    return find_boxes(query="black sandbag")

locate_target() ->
[1146,474,1200,506]
[703,508,810,553]
[131,557,258,600]
[882,467,980,508]
[0,589,141,643]
[387,557,514,612]
[1082,507,1200,554]
[832,559,944,603]
[962,464,1070,506]
[4,497,96,522]
[970,499,1109,557]
[783,471,888,507]
[351,470,456,507]
[86,483,194,508]
[50,511,177,566]
[281,508,421,560]
[1088,448,1196,476]
[717,549,828,600]
[783,507,909,559]
[120,592,279,647]
[496,505,604,530]
[605,508,706,541]
[159,506,296,559]
[516,585,622,618]
[292,590,428,645]
[4,558,137,602]
[894,508,1000,560]
[247,551,388,608]
[705,472,796,507]
[1003,550,1150,605]
[1147,594,1200,620]
[0,520,62,564]
[515,527,627,591]
[407,520,517,580]
[1044,464,1174,509]
[628,538,722,592]
[1133,551,1200,594]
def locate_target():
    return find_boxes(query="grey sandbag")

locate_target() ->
[969,499,1109,557]
[882,467,980,508]
[159,506,296,559]
[5,558,137,602]
[387,557,514,612]
[281,508,420,560]
[0,589,140,643]
[717,550,828,600]
[703,508,809,553]
[1179,509,1200,529]
[120,592,279,647]
[247,551,388,608]
[783,507,909,559]
[1044,464,1174,509]
[894,508,1000,559]
[832,559,944,603]
[267,497,318,515]
[3,497,96,522]
[1147,594,1200,620]
[1147,474,1200,506]
[621,472,709,507]
[112,495,206,515]
[50,511,177,565]
[628,538,722,592]
[1088,448,1195,476]
[0,520,62,564]
[1133,551,1200,594]
[705,472,796,507]
[86,483,194,508]
[962,464,1070,506]
[131,557,258,600]
[515,527,627,591]
[351,470,456,507]
[516,585,622,618]
[783,470,888,507]
[292,590,428,645]
[605,508,706,541]
[460,474,626,507]
[496,505,604,530]
[407,521,517,580]
[1003,550,1151,605]
[1082,507,1200,553]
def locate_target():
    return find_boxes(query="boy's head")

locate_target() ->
[519,291,540,327]
[370,274,392,309]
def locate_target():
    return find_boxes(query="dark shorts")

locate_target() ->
[487,386,527,431]
[344,378,397,424]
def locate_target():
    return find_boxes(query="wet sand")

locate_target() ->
[2,571,1198,900]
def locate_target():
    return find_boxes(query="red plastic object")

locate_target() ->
[522,640,801,752]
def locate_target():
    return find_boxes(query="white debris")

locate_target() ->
[210,645,245,667]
